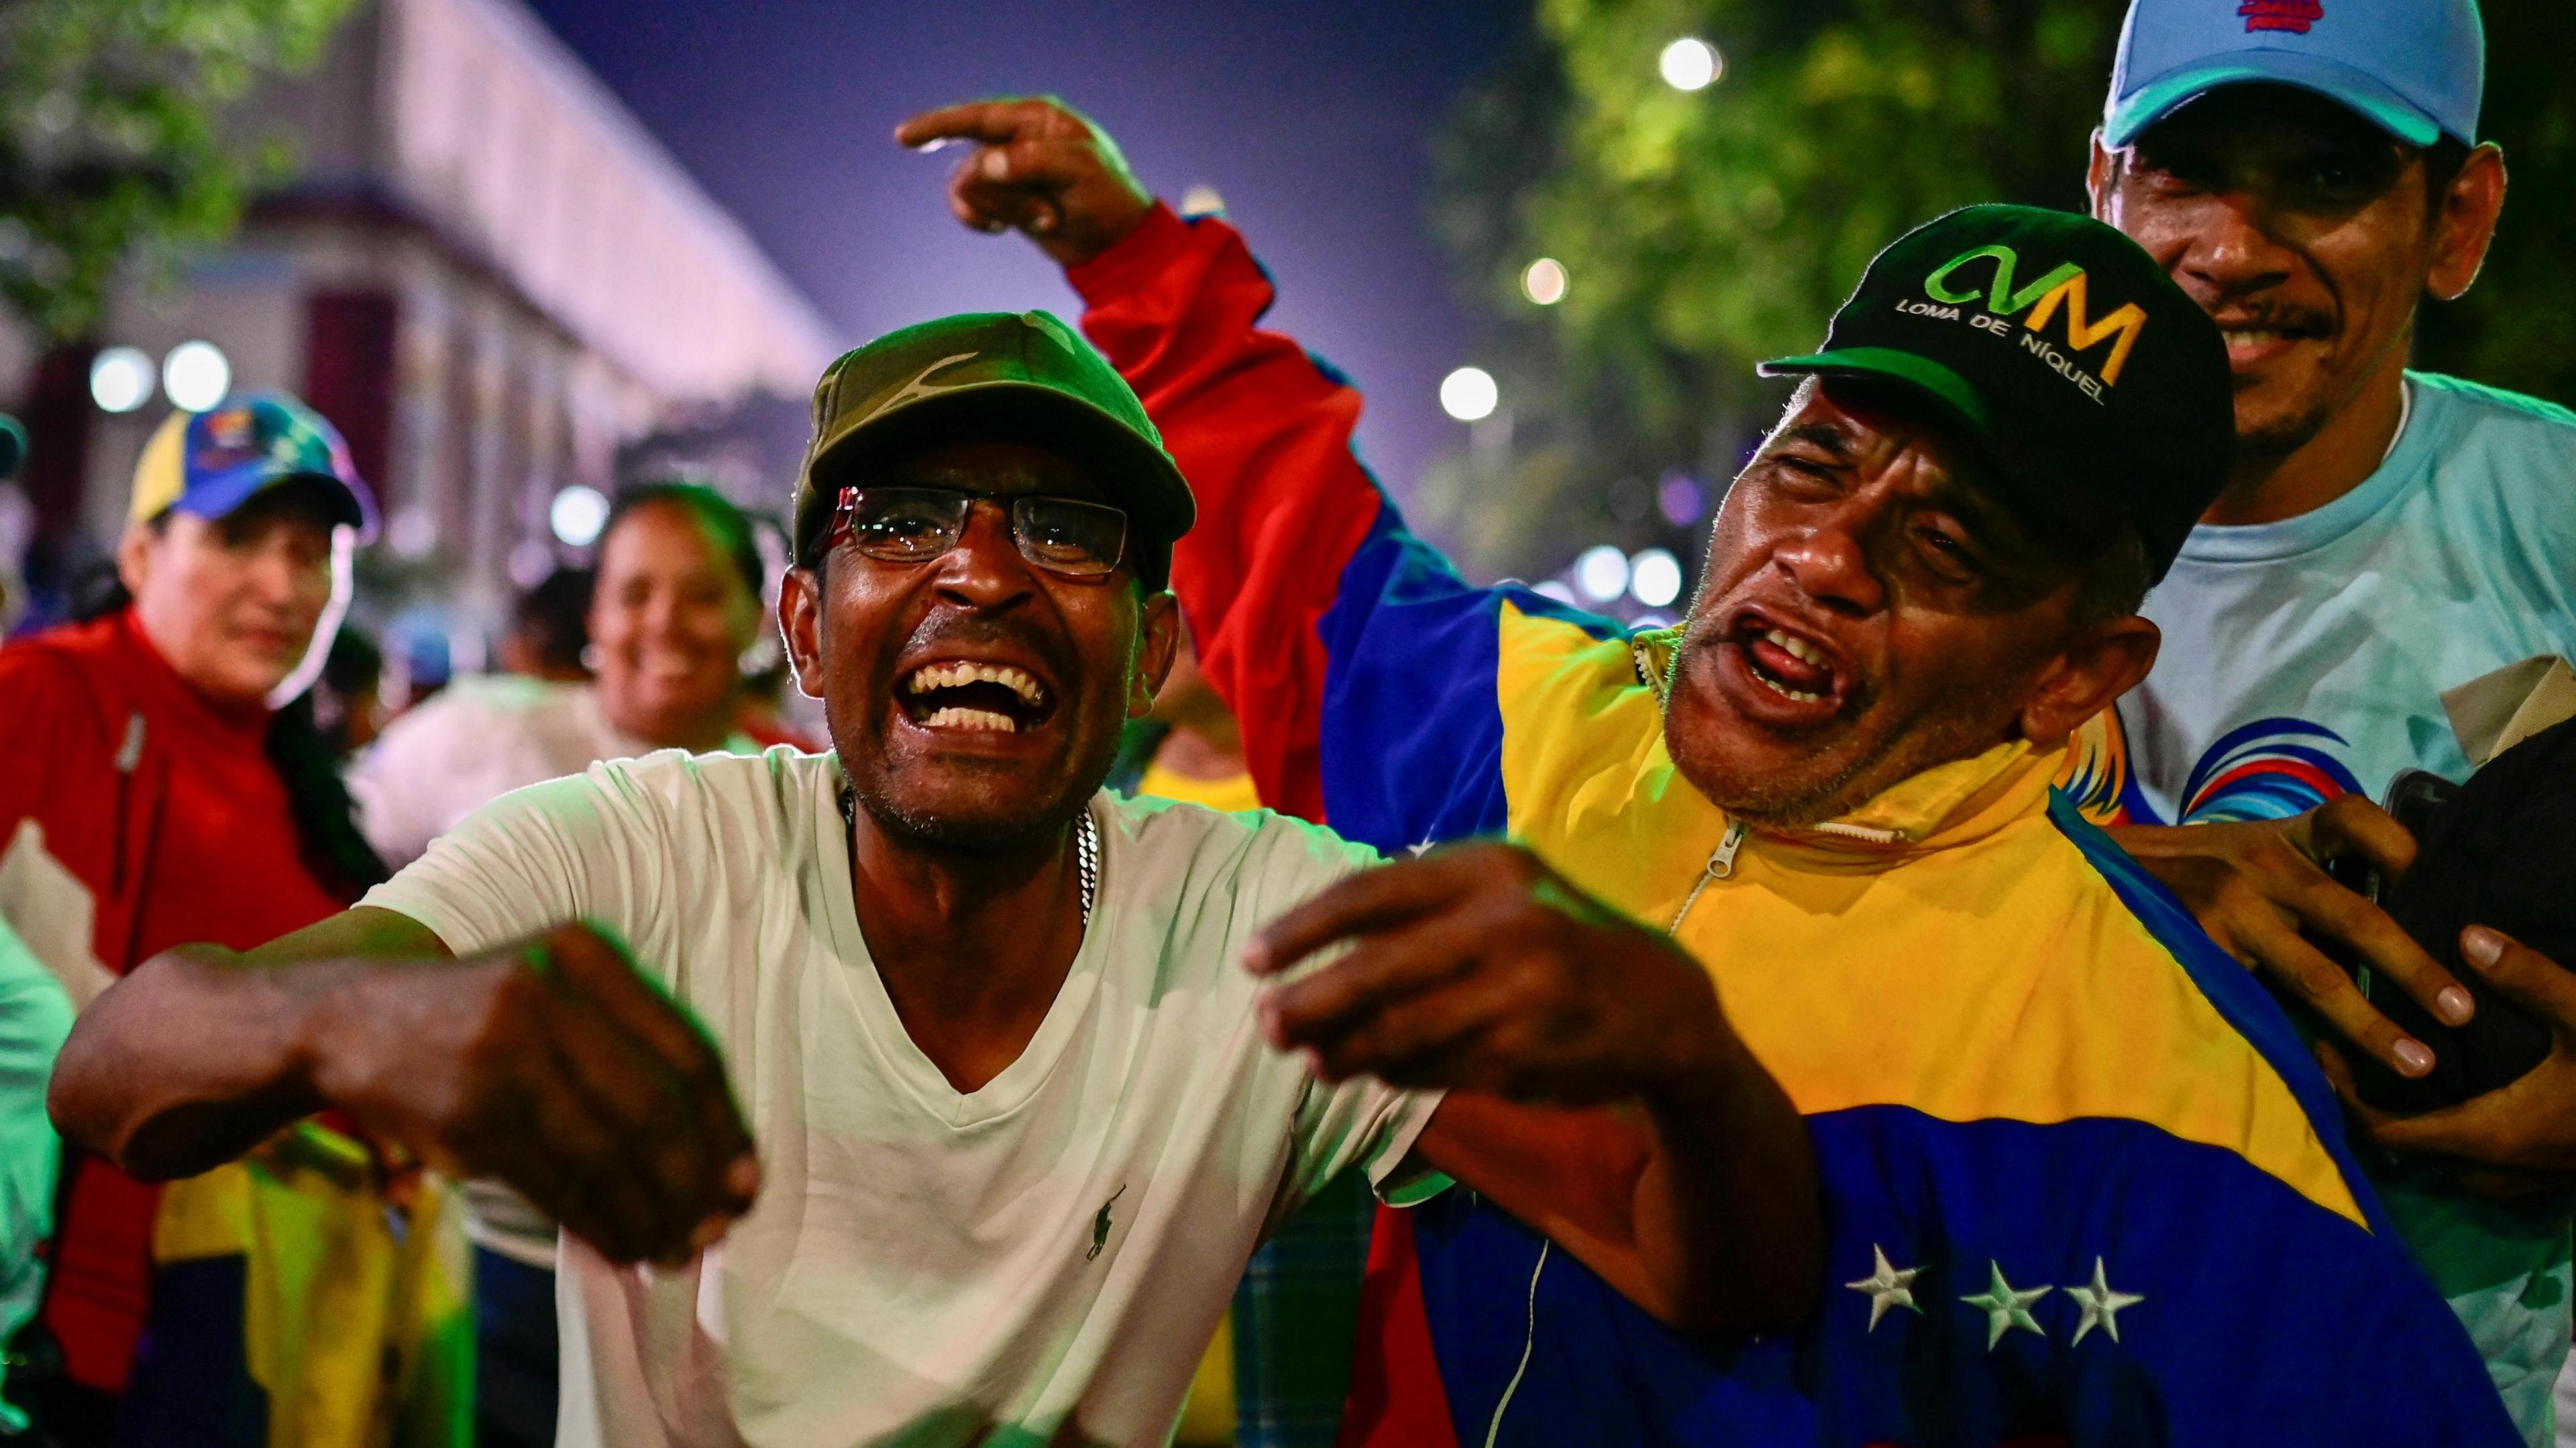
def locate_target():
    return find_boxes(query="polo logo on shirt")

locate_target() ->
[1085,1185,1126,1262]
[2240,0,2324,36]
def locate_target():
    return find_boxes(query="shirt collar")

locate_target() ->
[1760,738,2058,856]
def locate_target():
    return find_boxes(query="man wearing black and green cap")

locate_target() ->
[50,313,1821,1445]
[918,95,2521,1443]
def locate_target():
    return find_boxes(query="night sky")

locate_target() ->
[522,0,1528,501]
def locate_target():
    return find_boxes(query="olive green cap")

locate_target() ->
[791,310,1193,588]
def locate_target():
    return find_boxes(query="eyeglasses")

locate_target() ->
[822,486,1128,579]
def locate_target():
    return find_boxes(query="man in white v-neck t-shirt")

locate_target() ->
[52,311,1821,1447]
[382,747,1437,1445]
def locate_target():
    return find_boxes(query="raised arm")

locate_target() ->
[50,908,758,1264]
[901,98,1607,850]
[1244,842,1821,1336]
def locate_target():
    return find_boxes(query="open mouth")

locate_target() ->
[1740,624,1838,704]
[897,659,1055,734]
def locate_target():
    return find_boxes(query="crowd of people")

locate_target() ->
[4,0,2574,1444]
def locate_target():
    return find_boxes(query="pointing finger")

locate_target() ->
[895,99,1046,150]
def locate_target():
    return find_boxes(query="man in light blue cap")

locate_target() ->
[2070,1,2576,1442]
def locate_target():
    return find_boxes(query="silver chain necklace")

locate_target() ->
[1073,807,1099,929]
[841,786,1099,929]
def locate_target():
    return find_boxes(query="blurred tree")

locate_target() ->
[1430,0,2574,583]
[2414,1,2576,409]
[0,0,356,341]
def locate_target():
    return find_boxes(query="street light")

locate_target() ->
[1629,547,1684,608]
[550,484,610,547]
[161,341,230,412]
[89,347,154,413]
[1574,545,1629,604]
[1660,37,1723,91]
[1521,258,1568,306]
[1440,366,1499,423]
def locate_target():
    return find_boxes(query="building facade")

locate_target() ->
[5,0,837,632]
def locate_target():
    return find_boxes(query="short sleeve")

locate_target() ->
[1230,816,1450,1208]
[358,761,667,972]
[1289,1064,1446,1210]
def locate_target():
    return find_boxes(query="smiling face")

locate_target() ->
[1662,380,2160,828]
[2091,86,2479,467]
[780,439,1177,852]
[589,499,763,750]
[119,482,341,709]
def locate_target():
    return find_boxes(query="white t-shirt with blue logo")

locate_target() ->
[2118,372,2576,824]
[2111,371,2576,1446]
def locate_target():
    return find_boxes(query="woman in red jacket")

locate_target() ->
[0,393,464,1447]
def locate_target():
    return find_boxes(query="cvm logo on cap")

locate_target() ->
[1914,244,2150,402]
[2239,0,2325,35]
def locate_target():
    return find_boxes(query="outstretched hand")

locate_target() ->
[2112,795,2472,1079]
[896,96,1154,267]
[1244,842,1821,1337]
[1243,841,1741,1105]
[308,922,760,1265]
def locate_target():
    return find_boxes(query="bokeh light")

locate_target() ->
[550,484,610,547]
[161,341,231,412]
[1658,472,1707,527]
[1574,544,1629,603]
[1521,257,1568,306]
[89,347,154,413]
[1629,547,1683,608]
[1440,366,1499,423]
[1660,38,1722,91]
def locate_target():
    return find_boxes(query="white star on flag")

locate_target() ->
[1961,1262,2051,1349]
[2063,1256,2144,1345]
[1843,1245,1921,1331]
[1407,838,1436,857]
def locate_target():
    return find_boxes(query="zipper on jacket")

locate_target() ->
[1808,819,1902,846]
[1668,818,1747,934]
[109,711,144,897]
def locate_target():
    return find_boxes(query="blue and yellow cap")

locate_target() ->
[129,392,376,539]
